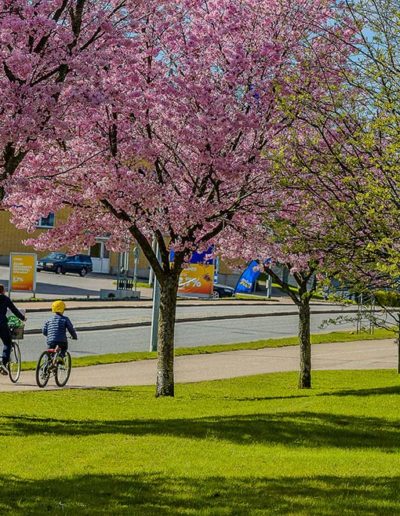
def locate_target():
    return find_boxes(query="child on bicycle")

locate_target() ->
[42,300,77,361]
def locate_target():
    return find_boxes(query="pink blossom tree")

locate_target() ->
[6,0,353,396]
[0,0,128,197]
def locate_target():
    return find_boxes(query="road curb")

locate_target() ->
[23,308,360,335]
[22,301,283,313]
[20,300,346,313]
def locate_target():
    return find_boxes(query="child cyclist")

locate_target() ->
[42,300,77,361]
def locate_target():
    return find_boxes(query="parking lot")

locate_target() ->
[0,265,151,300]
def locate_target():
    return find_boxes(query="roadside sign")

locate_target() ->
[9,253,37,296]
[170,247,215,298]
[178,262,214,297]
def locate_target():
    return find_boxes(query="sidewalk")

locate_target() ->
[0,338,395,392]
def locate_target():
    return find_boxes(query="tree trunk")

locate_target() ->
[298,300,311,389]
[156,272,179,397]
[397,336,400,375]
[397,315,400,374]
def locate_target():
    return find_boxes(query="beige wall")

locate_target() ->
[0,210,69,259]
[0,209,93,265]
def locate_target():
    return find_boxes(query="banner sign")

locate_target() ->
[9,253,37,293]
[178,263,214,297]
[171,248,214,297]
[235,260,261,294]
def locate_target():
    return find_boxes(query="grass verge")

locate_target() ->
[21,327,394,371]
[235,292,274,300]
[0,369,399,514]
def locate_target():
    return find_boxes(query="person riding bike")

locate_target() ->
[0,284,26,375]
[42,300,77,361]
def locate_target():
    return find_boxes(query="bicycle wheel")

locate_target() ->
[36,351,51,388]
[55,352,71,387]
[9,342,21,383]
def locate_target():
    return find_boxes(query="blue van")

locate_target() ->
[37,253,93,277]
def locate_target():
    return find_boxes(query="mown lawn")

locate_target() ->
[0,369,400,514]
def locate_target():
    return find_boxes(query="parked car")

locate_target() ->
[213,283,235,299]
[37,253,93,277]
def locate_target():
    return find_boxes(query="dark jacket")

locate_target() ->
[0,294,25,326]
[42,314,77,344]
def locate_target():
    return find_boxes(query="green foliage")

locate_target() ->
[0,370,399,513]
[374,290,400,308]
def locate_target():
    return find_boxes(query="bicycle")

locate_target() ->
[36,343,72,388]
[6,326,23,383]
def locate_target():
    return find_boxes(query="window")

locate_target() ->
[37,213,55,228]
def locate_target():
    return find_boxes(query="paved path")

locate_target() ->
[0,339,395,392]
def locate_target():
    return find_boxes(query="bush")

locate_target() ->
[374,290,400,307]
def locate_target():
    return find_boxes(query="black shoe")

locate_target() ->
[0,363,9,375]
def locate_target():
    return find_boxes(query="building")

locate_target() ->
[0,209,239,284]
[0,210,122,274]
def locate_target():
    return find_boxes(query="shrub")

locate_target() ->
[374,290,400,307]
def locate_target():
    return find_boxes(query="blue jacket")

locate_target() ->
[42,314,77,345]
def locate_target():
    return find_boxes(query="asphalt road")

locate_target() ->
[23,303,360,330]
[18,311,363,361]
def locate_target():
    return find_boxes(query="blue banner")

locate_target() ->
[170,247,214,264]
[235,260,261,293]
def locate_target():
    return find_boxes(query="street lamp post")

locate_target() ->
[266,274,272,299]
[148,237,156,287]
[149,241,161,352]
[133,246,139,292]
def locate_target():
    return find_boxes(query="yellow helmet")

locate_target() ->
[52,300,66,314]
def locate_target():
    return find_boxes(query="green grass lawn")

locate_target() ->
[0,369,400,514]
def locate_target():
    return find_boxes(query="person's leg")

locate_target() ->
[49,342,67,361]
[59,342,68,359]
[0,326,12,366]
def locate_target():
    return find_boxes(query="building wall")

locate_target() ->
[0,210,69,264]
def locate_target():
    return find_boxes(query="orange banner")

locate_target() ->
[10,253,37,292]
[178,263,214,297]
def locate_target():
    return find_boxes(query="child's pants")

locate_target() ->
[48,342,68,358]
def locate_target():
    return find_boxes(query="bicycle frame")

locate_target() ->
[36,342,72,388]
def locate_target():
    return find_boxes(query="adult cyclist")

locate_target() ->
[0,284,26,375]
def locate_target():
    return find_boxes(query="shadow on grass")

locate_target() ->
[320,385,400,397]
[236,394,309,402]
[1,411,399,450]
[0,473,399,514]
[238,385,400,402]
